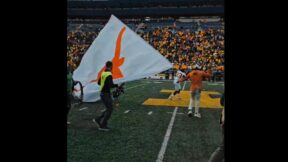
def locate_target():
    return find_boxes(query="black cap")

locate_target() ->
[105,61,113,68]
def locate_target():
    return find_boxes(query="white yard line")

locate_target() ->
[125,84,146,90]
[78,107,88,111]
[156,81,186,162]
[124,110,130,114]
[156,107,178,162]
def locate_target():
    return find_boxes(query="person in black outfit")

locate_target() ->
[93,61,119,131]
[208,93,225,162]
[67,67,73,125]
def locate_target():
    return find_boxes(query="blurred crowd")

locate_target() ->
[67,21,224,81]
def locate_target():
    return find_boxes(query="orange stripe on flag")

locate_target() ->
[90,27,126,83]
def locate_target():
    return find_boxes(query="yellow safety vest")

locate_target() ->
[100,71,112,91]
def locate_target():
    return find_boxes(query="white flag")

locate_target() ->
[73,15,172,102]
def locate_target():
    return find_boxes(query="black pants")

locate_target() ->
[67,94,71,116]
[97,92,113,127]
[208,126,224,162]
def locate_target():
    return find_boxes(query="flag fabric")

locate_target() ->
[72,15,172,102]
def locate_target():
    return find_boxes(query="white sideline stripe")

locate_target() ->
[208,83,225,86]
[182,81,186,90]
[78,107,88,111]
[124,110,130,114]
[125,84,146,90]
[148,111,153,115]
[156,107,178,162]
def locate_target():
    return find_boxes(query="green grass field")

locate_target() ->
[67,79,224,162]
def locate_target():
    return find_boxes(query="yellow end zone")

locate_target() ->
[142,90,223,109]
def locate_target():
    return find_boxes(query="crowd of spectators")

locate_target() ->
[67,20,224,81]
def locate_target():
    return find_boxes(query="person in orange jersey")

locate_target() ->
[178,65,211,118]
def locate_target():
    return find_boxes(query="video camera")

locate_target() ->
[112,83,125,98]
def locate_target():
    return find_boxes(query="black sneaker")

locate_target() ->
[98,126,111,132]
[92,118,101,128]
[187,111,193,117]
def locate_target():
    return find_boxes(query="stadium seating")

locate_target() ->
[67,20,224,77]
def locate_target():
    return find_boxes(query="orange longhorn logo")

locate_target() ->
[91,27,126,83]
